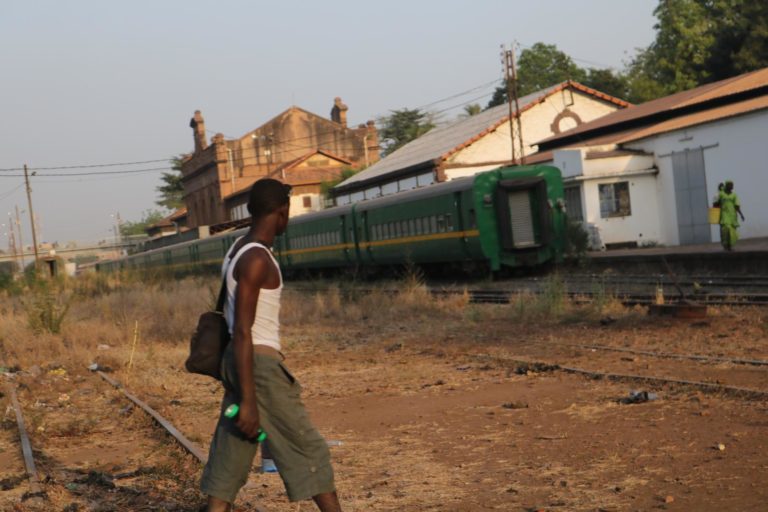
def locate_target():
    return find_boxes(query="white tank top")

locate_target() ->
[222,239,283,351]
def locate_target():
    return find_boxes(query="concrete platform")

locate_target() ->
[581,237,768,275]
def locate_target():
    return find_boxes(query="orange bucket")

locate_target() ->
[708,207,721,224]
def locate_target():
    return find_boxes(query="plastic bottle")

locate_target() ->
[224,404,267,443]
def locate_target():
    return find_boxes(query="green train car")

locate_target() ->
[96,165,566,275]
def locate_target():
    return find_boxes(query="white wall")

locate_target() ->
[581,174,662,246]
[554,150,661,247]
[625,109,768,243]
[448,90,622,167]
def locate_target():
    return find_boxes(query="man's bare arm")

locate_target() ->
[232,250,269,438]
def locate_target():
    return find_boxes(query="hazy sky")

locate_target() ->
[0,0,657,246]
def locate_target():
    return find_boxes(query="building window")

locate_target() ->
[303,196,312,208]
[564,186,584,222]
[599,182,631,218]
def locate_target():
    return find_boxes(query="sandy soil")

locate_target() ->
[2,293,767,511]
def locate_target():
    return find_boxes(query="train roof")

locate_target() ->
[355,176,476,211]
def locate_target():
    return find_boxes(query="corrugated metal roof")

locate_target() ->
[538,67,768,148]
[619,94,768,144]
[336,81,628,191]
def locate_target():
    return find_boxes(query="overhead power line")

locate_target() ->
[0,166,173,178]
[0,76,504,177]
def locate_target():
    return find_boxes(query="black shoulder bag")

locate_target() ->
[185,276,230,380]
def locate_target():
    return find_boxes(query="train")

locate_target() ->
[95,165,566,276]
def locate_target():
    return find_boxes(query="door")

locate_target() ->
[672,149,710,245]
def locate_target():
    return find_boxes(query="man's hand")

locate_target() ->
[235,399,261,439]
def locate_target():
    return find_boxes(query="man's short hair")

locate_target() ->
[247,179,292,218]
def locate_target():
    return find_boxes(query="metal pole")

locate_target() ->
[23,165,40,272]
[15,205,24,269]
[502,45,517,165]
[511,44,525,165]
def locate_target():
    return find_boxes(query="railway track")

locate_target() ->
[1,369,269,511]
[475,335,768,402]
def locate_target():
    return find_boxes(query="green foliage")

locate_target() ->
[627,0,768,102]
[320,167,359,198]
[120,210,166,237]
[582,68,630,100]
[155,155,186,210]
[23,281,72,334]
[487,43,586,108]
[462,104,482,117]
[484,3,768,108]
[378,109,435,156]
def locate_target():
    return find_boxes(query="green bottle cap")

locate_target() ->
[224,404,239,418]
[256,429,267,443]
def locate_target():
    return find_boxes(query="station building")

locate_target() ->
[534,67,768,249]
[333,81,630,204]
[180,98,379,228]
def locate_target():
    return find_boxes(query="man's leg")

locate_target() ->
[313,491,342,512]
[206,496,232,512]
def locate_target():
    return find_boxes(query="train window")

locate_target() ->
[384,223,391,239]
[349,228,354,242]
[401,221,407,236]
[393,222,400,238]
[430,216,437,233]
[445,213,453,231]
[415,218,422,235]
[437,215,446,233]
[375,225,381,241]
[408,219,415,236]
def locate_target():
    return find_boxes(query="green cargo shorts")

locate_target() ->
[200,343,335,503]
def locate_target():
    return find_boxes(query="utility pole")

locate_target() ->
[511,43,525,165]
[23,165,40,272]
[9,228,18,271]
[14,205,24,269]
[501,45,517,165]
[501,43,526,165]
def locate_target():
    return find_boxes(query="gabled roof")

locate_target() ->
[269,149,351,174]
[335,81,629,193]
[224,150,352,201]
[241,106,356,141]
[146,208,188,230]
[538,67,768,150]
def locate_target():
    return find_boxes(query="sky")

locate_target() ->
[0,0,657,246]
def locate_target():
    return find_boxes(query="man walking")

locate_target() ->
[201,179,341,512]
[718,180,745,251]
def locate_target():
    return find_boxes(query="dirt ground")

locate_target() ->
[1,281,767,511]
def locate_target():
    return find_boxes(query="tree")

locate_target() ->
[320,167,359,201]
[487,43,586,108]
[624,1,768,102]
[156,155,186,210]
[119,210,166,238]
[378,109,435,156]
[582,68,630,101]
[462,103,482,117]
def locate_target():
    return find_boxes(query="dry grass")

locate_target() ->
[0,272,644,375]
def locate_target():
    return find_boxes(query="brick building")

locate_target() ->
[181,98,379,227]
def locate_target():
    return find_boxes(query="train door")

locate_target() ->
[495,178,550,251]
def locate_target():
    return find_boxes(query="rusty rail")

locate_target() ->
[566,343,768,367]
[6,384,45,501]
[97,371,208,462]
[480,355,768,400]
[96,371,269,512]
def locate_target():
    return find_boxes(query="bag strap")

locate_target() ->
[216,237,272,313]
[214,276,228,313]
